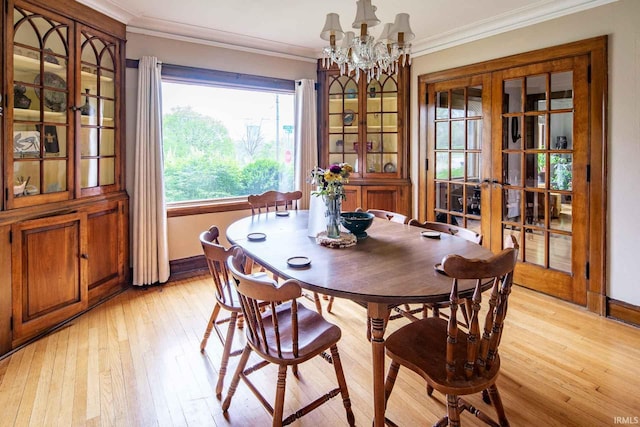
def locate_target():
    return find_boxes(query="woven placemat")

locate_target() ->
[315,231,357,248]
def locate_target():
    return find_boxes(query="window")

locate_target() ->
[161,79,295,204]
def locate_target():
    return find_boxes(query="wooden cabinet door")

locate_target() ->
[362,186,409,215]
[11,212,87,345]
[342,185,362,212]
[87,200,127,304]
[87,201,127,305]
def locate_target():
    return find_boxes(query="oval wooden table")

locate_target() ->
[226,210,494,426]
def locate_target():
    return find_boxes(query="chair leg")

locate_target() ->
[427,384,434,396]
[222,345,252,412]
[327,296,335,313]
[330,345,355,426]
[273,365,288,427]
[487,384,510,427]
[446,394,461,427]
[384,361,400,408]
[314,292,323,314]
[215,312,238,399]
[200,303,221,352]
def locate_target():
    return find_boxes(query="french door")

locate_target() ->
[425,55,591,305]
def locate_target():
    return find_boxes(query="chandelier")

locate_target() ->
[320,0,414,82]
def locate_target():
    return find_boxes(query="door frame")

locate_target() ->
[417,36,607,314]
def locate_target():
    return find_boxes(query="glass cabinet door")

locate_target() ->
[326,71,401,177]
[10,5,71,206]
[79,28,118,195]
[328,74,360,174]
[365,74,399,176]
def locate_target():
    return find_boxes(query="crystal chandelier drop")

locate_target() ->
[320,0,414,82]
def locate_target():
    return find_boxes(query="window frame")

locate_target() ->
[148,61,296,217]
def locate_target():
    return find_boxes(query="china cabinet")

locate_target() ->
[0,0,128,353]
[317,62,411,215]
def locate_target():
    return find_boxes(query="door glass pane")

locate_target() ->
[524,115,546,149]
[81,159,98,187]
[505,116,522,148]
[550,112,573,150]
[550,193,572,232]
[467,119,482,150]
[467,86,482,117]
[551,71,573,110]
[466,184,481,215]
[525,75,547,112]
[503,189,522,222]
[525,153,544,188]
[435,152,449,179]
[550,154,572,191]
[435,182,448,210]
[503,153,522,185]
[13,161,40,196]
[43,160,66,192]
[451,153,464,180]
[503,79,522,113]
[525,191,545,226]
[451,88,464,118]
[451,121,465,149]
[450,184,463,213]
[436,91,449,119]
[436,122,449,149]
[549,233,571,272]
[524,228,545,266]
[467,153,481,182]
[99,158,115,185]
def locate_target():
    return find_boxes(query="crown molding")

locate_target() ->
[77,0,617,62]
[411,0,618,57]
[127,17,317,63]
[75,0,137,23]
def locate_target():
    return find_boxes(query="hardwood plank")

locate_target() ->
[1,276,639,426]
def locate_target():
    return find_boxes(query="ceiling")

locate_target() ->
[76,0,615,62]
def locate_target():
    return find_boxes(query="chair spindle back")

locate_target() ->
[199,226,238,310]
[227,247,303,359]
[408,219,483,244]
[441,236,518,382]
[247,190,303,215]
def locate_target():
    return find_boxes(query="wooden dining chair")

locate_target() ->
[383,236,518,427]
[356,207,408,224]
[247,190,303,215]
[408,219,483,244]
[408,219,484,322]
[199,225,243,399]
[222,247,356,427]
[247,190,325,314]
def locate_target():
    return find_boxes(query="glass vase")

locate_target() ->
[323,194,342,238]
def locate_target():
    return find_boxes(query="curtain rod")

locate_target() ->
[125,59,295,92]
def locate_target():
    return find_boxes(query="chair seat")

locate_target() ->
[254,302,342,364]
[385,317,501,395]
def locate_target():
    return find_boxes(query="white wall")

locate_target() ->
[409,0,640,305]
[124,0,640,306]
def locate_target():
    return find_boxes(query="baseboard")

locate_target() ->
[169,255,208,282]
[608,298,640,327]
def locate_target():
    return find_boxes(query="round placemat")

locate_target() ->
[315,231,357,249]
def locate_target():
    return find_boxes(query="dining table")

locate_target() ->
[226,210,494,426]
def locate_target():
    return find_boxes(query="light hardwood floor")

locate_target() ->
[1,274,639,426]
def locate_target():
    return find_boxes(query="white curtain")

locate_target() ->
[294,79,318,209]
[132,56,170,286]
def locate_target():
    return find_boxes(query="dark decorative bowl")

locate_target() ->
[340,212,375,240]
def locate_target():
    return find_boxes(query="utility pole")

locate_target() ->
[275,94,280,162]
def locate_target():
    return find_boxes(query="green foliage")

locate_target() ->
[163,106,234,160]
[162,105,294,203]
[241,159,282,195]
